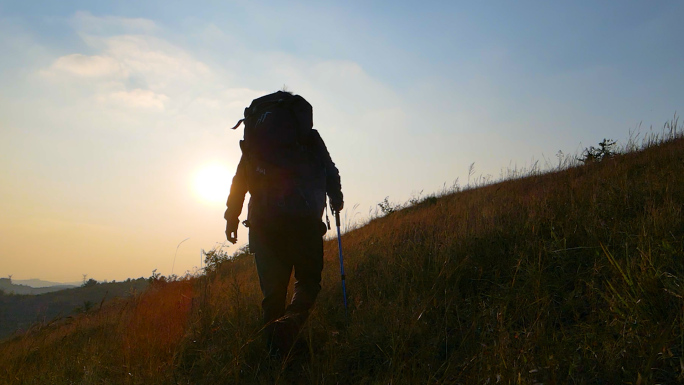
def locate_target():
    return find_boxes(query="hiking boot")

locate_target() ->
[268,314,302,357]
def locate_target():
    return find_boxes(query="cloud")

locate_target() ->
[32,13,407,161]
[50,54,125,78]
[70,11,158,35]
[97,35,212,85]
[41,35,212,88]
[35,13,400,138]
[109,89,169,110]
[39,32,219,118]
[38,11,215,116]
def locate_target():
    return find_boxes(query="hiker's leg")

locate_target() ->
[250,226,294,354]
[286,222,324,321]
[249,227,292,325]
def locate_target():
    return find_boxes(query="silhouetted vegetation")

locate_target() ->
[81,278,99,288]
[377,196,399,216]
[579,138,617,163]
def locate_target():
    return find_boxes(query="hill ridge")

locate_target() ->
[1,135,683,384]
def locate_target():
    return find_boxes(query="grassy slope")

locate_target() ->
[0,137,682,384]
[0,279,149,340]
[0,279,193,384]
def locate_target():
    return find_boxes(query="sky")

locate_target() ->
[1,1,683,283]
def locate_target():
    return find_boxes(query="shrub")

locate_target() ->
[579,138,617,163]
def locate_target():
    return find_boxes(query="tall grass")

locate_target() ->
[0,279,193,384]
[1,118,682,384]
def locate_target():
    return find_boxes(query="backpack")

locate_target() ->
[231,91,327,223]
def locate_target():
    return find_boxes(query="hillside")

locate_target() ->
[0,132,682,384]
[0,279,149,341]
[0,278,76,296]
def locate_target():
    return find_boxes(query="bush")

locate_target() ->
[203,247,231,274]
[579,138,617,163]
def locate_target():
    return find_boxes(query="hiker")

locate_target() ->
[224,90,343,355]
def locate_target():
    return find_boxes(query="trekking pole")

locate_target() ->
[334,208,348,317]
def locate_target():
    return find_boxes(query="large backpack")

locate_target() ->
[231,91,327,223]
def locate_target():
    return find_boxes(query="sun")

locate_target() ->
[193,163,233,204]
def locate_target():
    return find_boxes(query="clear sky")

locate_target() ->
[1,1,683,283]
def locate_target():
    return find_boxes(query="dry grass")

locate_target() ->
[0,279,193,384]
[1,119,683,384]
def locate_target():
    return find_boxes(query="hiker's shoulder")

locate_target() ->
[302,128,321,145]
[310,129,323,141]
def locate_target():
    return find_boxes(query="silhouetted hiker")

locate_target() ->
[224,90,343,356]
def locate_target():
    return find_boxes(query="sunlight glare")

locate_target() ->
[193,164,232,204]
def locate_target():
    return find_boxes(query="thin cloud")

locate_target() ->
[49,54,125,78]
[99,35,212,84]
[70,11,158,35]
[109,89,169,110]
[39,33,218,117]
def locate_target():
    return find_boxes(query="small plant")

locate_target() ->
[82,278,98,288]
[408,190,424,206]
[579,138,617,163]
[231,243,251,259]
[378,196,399,216]
[203,247,231,274]
[148,269,160,283]
[408,190,438,209]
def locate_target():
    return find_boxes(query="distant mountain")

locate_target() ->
[13,279,79,289]
[0,279,76,295]
[0,278,149,340]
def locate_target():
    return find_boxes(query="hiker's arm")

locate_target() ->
[311,130,344,211]
[224,154,248,242]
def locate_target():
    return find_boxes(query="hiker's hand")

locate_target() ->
[225,218,239,244]
[331,199,344,213]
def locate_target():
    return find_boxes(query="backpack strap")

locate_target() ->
[230,119,244,130]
